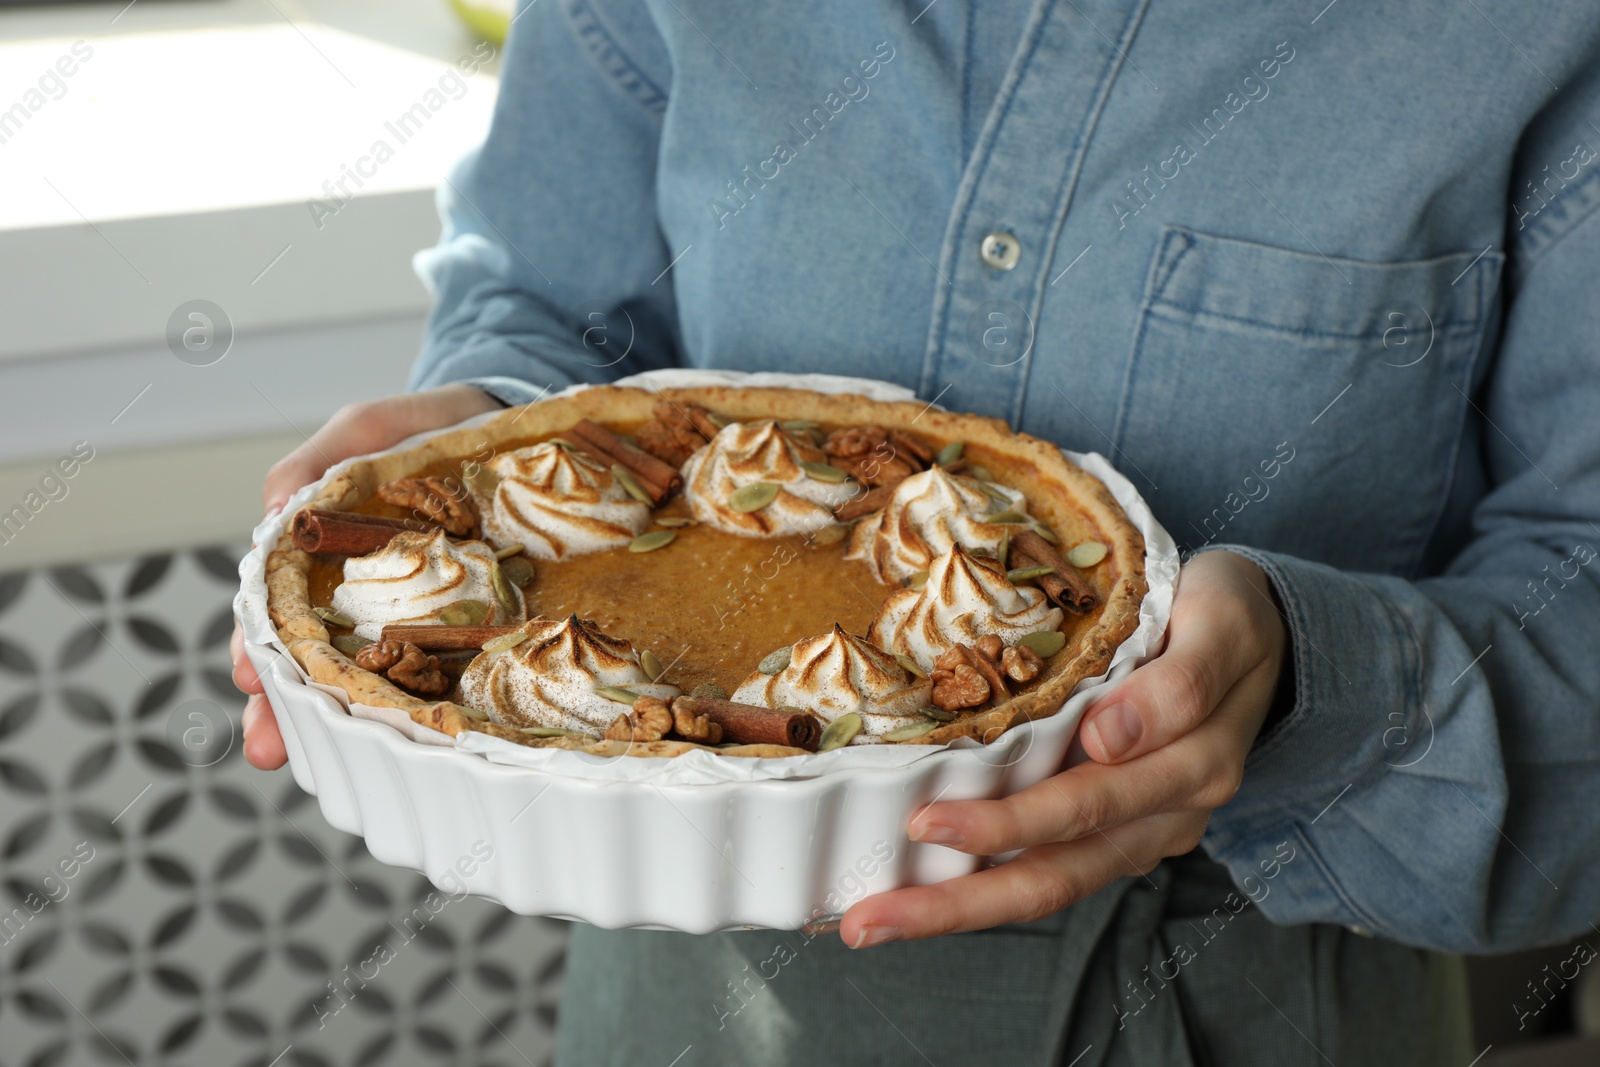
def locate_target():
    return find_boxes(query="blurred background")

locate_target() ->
[0,2,1593,1065]
[0,3,569,1066]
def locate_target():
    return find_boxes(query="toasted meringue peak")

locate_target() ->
[457,614,679,734]
[731,624,932,738]
[478,442,650,559]
[682,420,859,538]
[333,529,522,640]
[869,545,1064,668]
[846,466,1030,583]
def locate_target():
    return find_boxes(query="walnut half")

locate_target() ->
[671,700,724,744]
[1001,645,1043,683]
[931,662,990,711]
[634,400,724,467]
[605,695,676,742]
[823,425,934,488]
[375,476,479,538]
[354,640,448,696]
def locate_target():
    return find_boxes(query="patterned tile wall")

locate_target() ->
[0,549,566,1067]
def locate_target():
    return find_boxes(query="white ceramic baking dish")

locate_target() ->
[235,370,1178,932]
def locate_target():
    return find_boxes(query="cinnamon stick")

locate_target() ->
[293,509,436,556]
[670,696,821,751]
[379,624,522,650]
[565,419,682,504]
[1008,529,1100,614]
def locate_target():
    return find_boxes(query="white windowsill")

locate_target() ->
[0,0,504,566]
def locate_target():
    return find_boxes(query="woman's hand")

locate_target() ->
[230,384,503,770]
[839,550,1288,948]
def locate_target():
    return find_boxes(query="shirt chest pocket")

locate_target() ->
[1110,226,1502,575]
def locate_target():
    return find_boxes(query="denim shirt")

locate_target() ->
[412,0,1600,959]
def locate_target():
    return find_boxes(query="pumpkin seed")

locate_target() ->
[917,707,957,722]
[758,646,793,675]
[935,440,965,466]
[690,682,730,700]
[894,653,927,679]
[780,419,820,432]
[500,555,536,588]
[439,599,490,626]
[611,464,652,504]
[494,543,523,561]
[904,570,929,591]
[654,516,696,528]
[457,704,491,722]
[629,530,676,553]
[639,649,665,682]
[706,412,732,429]
[800,460,848,484]
[987,509,1029,524]
[997,530,1011,570]
[1030,521,1060,544]
[973,480,1013,505]
[312,605,356,629]
[819,712,862,751]
[968,465,993,482]
[883,720,938,742]
[810,523,849,546]
[331,633,372,658]
[595,685,640,704]
[727,482,780,512]
[491,562,519,615]
[1067,541,1108,568]
[547,437,578,451]
[482,630,529,654]
[520,725,587,738]
[1007,565,1056,583]
[1018,630,1067,658]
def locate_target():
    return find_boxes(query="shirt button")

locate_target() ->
[980,231,1021,271]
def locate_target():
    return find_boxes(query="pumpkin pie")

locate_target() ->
[264,385,1148,758]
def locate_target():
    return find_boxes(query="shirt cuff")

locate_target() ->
[457,376,559,409]
[1194,545,1420,856]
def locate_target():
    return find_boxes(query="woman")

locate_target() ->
[233,2,1600,1062]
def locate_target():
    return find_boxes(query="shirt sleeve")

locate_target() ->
[409,0,679,405]
[1201,148,1600,952]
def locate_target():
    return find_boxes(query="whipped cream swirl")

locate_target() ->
[457,615,679,734]
[847,466,1030,583]
[332,529,523,640]
[681,421,858,537]
[732,625,932,739]
[477,442,650,559]
[870,545,1063,669]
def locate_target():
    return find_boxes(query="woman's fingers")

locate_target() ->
[241,695,288,770]
[1078,551,1285,765]
[909,721,1224,855]
[229,622,263,695]
[262,401,393,515]
[845,810,1202,945]
[260,385,500,515]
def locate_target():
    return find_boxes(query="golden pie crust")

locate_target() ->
[264,385,1148,758]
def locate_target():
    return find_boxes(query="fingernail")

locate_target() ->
[910,822,964,848]
[264,502,283,520]
[852,924,902,949]
[1085,702,1141,761]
